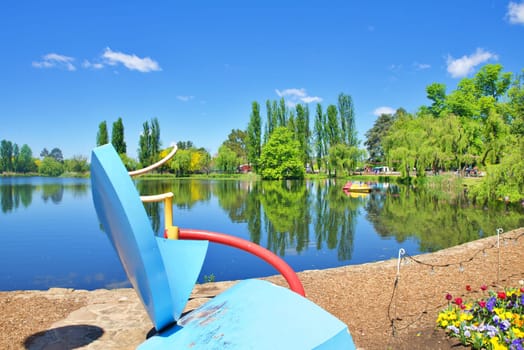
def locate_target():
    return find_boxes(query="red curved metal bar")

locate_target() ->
[178,228,306,297]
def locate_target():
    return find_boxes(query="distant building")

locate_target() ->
[238,164,252,173]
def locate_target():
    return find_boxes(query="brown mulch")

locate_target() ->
[1,227,523,350]
[0,291,87,350]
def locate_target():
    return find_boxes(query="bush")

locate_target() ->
[38,157,64,177]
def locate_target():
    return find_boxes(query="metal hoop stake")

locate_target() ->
[496,228,503,248]
[397,248,406,277]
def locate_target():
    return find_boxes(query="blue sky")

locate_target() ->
[1,1,524,159]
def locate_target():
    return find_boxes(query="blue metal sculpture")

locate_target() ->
[91,144,356,349]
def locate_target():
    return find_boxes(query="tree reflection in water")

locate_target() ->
[135,178,523,259]
[0,180,88,213]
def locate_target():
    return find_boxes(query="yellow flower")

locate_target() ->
[460,313,473,322]
[493,307,504,316]
[512,327,524,338]
[489,336,508,350]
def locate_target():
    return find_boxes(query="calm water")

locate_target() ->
[1,177,522,291]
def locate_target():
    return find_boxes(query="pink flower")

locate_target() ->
[454,297,463,306]
[446,293,453,301]
[478,300,486,308]
[480,285,487,291]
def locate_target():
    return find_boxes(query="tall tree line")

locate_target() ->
[138,117,161,167]
[245,92,360,177]
[0,140,35,173]
[97,117,127,155]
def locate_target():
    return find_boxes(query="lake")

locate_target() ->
[1,177,522,291]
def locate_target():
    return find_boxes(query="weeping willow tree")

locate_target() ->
[382,63,523,203]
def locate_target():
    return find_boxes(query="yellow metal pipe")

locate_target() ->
[163,196,179,239]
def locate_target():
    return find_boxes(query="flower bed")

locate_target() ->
[437,284,524,349]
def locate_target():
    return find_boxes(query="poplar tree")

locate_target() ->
[246,101,262,172]
[326,104,340,147]
[313,103,326,172]
[0,139,13,172]
[295,104,309,166]
[277,97,287,127]
[337,93,357,147]
[96,121,109,146]
[111,117,127,154]
[138,117,161,166]
[19,144,35,173]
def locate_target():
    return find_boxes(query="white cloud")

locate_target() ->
[276,88,307,98]
[32,53,76,71]
[301,96,322,103]
[275,88,322,106]
[446,48,497,78]
[176,95,194,102]
[82,60,104,69]
[414,62,431,70]
[507,1,524,24]
[373,106,395,116]
[102,47,161,72]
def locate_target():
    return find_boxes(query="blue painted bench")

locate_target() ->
[91,144,356,349]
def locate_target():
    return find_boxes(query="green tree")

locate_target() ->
[364,112,397,163]
[507,69,524,136]
[445,78,480,119]
[337,93,358,147]
[0,140,13,172]
[215,145,240,173]
[64,155,89,173]
[96,121,109,146]
[470,139,523,203]
[18,144,36,173]
[176,140,194,150]
[325,104,340,148]
[222,129,247,163]
[479,109,511,166]
[295,104,310,167]
[49,147,63,163]
[425,83,447,117]
[246,101,262,172]
[38,157,64,176]
[119,153,138,172]
[138,118,161,167]
[190,148,211,174]
[277,97,287,127]
[259,127,305,180]
[474,63,512,101]
[12,143,20,172]
[382,113,420,177]
[313,103,327,172]
[171,148,191,176]
[328,144,365,177]
[264,100,277,143]
[287,110,296,134]
[111,117,127,154]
